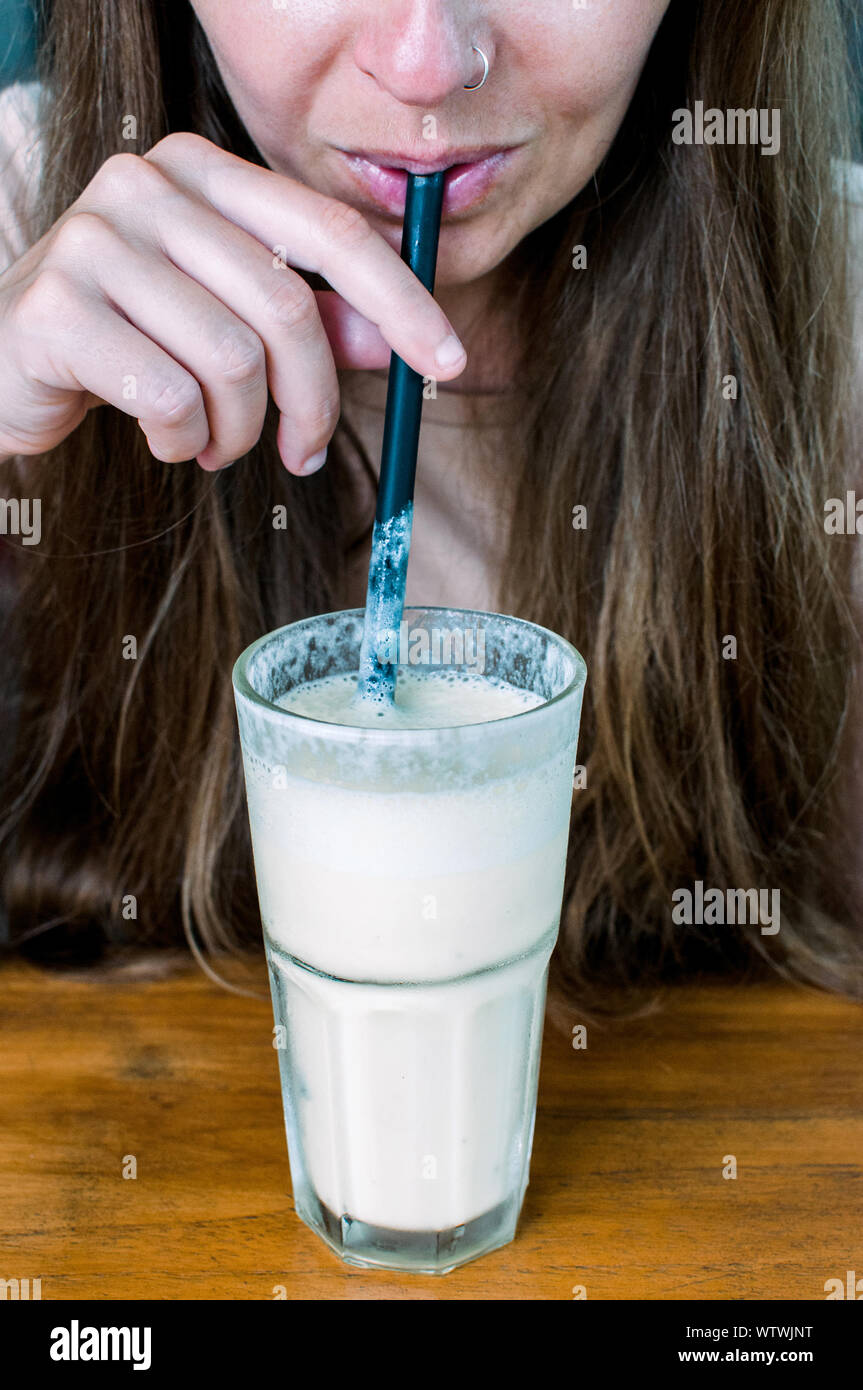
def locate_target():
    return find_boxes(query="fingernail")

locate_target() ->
[435,333,467,370]
[297,446,328,475]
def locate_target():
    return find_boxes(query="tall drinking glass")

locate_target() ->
[232,607,587,1274]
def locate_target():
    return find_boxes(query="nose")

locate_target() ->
[353,0,488,107]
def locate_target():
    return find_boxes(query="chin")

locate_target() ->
[377,214,512,287]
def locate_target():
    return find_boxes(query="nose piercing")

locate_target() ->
[464,44,490,91]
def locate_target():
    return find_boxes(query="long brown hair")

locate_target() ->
[1,0,861,1013]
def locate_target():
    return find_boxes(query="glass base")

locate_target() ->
[297,1188,524,1275]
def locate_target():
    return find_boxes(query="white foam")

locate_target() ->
[277,667,543,729]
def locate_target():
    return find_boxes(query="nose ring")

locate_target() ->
[464,45,489,91]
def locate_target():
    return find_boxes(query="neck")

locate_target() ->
[433,266,519,394]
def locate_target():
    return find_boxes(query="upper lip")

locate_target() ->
[341,145,515,174]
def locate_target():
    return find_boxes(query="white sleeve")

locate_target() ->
[0,81,42,274]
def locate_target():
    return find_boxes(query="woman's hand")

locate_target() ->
[0,132,466,473]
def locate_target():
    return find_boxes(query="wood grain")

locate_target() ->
[0,960,860,1300]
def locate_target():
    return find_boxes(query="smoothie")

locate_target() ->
[232,607,587,1272]
[250,669,570,1238]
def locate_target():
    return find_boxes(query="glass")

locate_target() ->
[232,607,587,1274]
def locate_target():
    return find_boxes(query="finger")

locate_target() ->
[65,218,269,469]
[141,137,468,380]
[113,190,341,472]
[14,268,209,460]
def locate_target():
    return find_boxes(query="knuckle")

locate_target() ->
[261,278,319,338]
[49,210,115,261]
[14,267,78,331]
[316,199,372,250]
[144,131,208,166]
[93,151,160,200]
[146,374,204,430]
[209,328,266,387]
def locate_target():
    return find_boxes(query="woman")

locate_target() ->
[0,0,861,1013]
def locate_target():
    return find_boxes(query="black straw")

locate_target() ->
[355,171,447,708]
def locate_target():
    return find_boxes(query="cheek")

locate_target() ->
[192,2,322,128]
[529,0,670,125]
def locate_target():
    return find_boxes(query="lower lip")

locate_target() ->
[338,149,520,217]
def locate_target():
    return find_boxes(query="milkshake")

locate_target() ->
[233,608,586,1273]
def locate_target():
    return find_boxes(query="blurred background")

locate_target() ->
[0,0,36,87]
[0,0,861,142]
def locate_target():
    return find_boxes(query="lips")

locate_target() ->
[337,146,522,216]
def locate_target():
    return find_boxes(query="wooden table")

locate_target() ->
[1,960,860,1300]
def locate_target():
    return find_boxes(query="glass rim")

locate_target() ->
[231,605,587,740]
